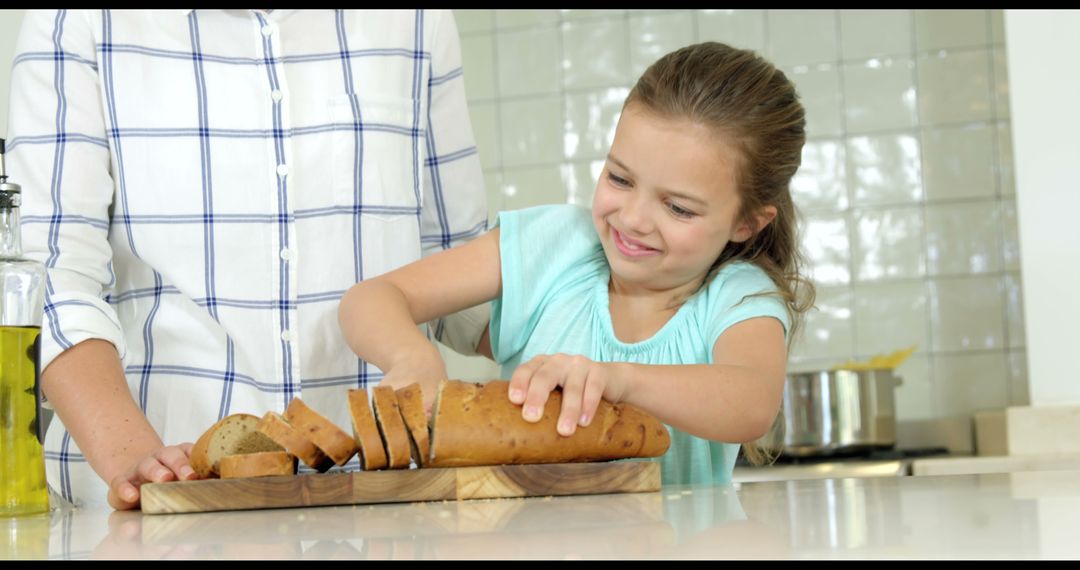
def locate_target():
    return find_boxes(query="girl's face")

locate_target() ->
[592,102,762,293]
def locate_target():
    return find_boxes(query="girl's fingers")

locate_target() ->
[508,356,545,405]
[557,360,589,436]
[579,372,606,427]
[521,358,561,423]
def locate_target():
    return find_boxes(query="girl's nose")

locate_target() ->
[619,193,654,236]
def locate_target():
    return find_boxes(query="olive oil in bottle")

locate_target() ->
[0,326,47,516]
[0,138,50,516]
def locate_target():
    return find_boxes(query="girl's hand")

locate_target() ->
[107,443,197,511]
[507,354,627,437]
[377,342,448,415]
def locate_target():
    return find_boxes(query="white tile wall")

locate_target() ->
[786,65,844,138]
[627,11,696,79]
[451,9,1025,440]
[767,10,838,67]
[839,10,912,59]
[841,58,917,134]
[562,19,631,90]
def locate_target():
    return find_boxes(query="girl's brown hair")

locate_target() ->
[626,42,816,466]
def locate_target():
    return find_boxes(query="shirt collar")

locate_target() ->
[179,9,288,18]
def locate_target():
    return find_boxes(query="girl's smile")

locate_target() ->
[611,227,661,258]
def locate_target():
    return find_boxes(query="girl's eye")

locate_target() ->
[607,172,630,187]
[667,202,696,219]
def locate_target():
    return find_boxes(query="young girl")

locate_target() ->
[338,42,815,486]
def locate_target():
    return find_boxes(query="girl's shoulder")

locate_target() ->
[708,261,778,292]
[498,203,593,229]
[496,204,605,282]
[690,260,790,339]
[496,204,600,253]
[688,261,783,316]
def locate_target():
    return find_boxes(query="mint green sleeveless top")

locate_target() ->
[490,204,789,486]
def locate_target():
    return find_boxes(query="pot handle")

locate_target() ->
[893,372,904,387]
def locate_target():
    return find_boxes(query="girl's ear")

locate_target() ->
[732,206,778,243]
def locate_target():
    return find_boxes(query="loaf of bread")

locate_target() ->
[284,398,359,466]
[371,386,412,469]
[219,451,297,478]
[256,411,334,472]
[190,413,284,478]
[347,389,388,470]
[427,380,671,468]
[394,383,430,467]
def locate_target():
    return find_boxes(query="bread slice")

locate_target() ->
[347,389,388,470]
[256,411,334,472]
[371,385,412,469]
[284,398,359,466]
[428,379,672,468]
[394,383,430,467]
[219,451,297,479]
[190,413,283,478]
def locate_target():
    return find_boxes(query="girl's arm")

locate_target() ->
[338,228,502,405]
[509,316,787,443]
[618,317,787,442]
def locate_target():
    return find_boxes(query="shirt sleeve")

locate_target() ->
[490,204,598,364]
[7,10,127,372]
[421,9,491,354]
[702,262,791,353]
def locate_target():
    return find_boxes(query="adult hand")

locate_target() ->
[107,443,197,511]
[507,354,627,437]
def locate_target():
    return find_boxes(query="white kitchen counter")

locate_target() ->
[732,459,908,482]
[4,469,1080,559]
[910,453,1080,477]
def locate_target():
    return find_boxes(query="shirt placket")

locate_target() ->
[256,13,300,407]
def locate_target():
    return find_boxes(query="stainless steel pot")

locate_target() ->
[778,368,902,457]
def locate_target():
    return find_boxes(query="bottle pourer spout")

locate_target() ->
[0,138,7,182]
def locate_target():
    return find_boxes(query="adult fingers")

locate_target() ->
[108,475,141,511]
[155,445,197,481]
[136,454,175,485]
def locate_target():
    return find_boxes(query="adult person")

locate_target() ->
[5,9,489,510]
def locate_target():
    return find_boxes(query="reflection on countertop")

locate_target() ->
[5,470,1080,559]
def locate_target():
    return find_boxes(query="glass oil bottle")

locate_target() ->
[0,138,49,516]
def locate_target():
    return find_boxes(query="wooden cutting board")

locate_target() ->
[141,461,660,515]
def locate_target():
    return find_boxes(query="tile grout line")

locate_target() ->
[830,9,860,368]
[909,10,940,417]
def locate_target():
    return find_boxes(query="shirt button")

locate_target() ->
[280,329,294,342]
[280,248,293,261]
[276,164,289,177]
[261,25,274,37]
[271,90,283,102]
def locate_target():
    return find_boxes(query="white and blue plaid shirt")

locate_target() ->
[6,9,488,505]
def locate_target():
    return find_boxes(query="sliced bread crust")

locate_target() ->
[394,383,430,467]
[371,385,412,469]
[190,413,282,478]
[220,451,297,479]
[347,389,388,470]
[256,411,334,472]
[284,398,359,466]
